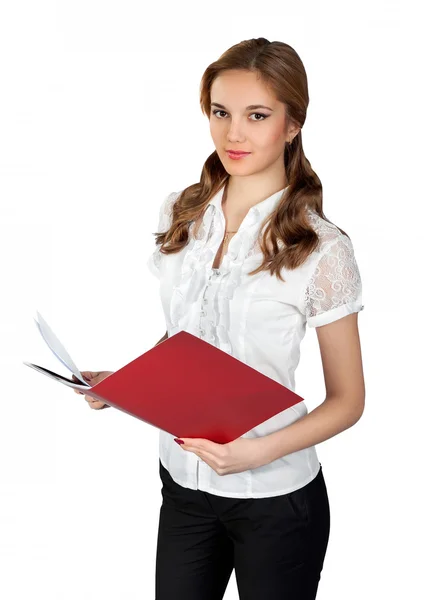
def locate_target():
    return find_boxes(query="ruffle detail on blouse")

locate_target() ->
[168,205,216,336]
[214,208,261,355]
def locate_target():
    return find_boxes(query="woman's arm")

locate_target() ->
[258,312,365,464]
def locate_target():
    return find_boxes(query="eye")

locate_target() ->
[211,109,268,122]
[250,113,268,121]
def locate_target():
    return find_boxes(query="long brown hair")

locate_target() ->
[153,37,349,282]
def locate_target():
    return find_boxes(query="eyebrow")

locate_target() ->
[211,102,274,112]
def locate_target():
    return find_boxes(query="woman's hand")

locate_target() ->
[72,371,114,410]
[174,435,269,476]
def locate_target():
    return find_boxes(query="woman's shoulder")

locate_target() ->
[305,206,349,254]
[155,190,183,231]
[161,190,182,216]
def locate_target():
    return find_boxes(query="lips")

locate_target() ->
[226,150,250,155]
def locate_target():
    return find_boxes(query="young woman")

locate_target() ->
[77,38,365,600]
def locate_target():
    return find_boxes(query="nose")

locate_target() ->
[226,118,246,142]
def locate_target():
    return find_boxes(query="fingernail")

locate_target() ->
[174,439,184,445]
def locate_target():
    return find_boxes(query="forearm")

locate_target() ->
[259,396,364,465]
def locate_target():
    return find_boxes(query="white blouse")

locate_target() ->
[146,185,364,498]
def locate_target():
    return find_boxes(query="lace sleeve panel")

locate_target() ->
[301,234,365,328]
[146,191,179,279]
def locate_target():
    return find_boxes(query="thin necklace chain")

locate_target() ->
[222,185,238,240]
[223,231,237,243]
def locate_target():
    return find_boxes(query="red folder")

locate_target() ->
[83,330,304,444]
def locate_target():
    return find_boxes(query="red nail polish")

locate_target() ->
[174,438,184,445]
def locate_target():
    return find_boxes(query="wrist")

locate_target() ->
[253,436,276,469]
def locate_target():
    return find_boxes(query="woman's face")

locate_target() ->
[209,70,290,176]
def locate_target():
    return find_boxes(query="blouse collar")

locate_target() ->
[205,183,290,224]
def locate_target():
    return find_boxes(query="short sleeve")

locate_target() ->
[301,235,364,328]
[146,191,179,279]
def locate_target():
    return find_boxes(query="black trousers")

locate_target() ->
[155,459,330,600]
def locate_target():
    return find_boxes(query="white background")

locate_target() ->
[1,0,423,598]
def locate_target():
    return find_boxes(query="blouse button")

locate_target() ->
[200,310,206,317]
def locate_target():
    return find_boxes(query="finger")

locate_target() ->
[83,372,100,380]
[72,375,85,393]
[86,398,101,409]
[181,439,222,456]
[91,402,106,410]
[74,372,96,383]
[85,395,102,405]
[178,444,219,466]
[197,449,221,465]
[192,452,219,473]
[72,374,85,381]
